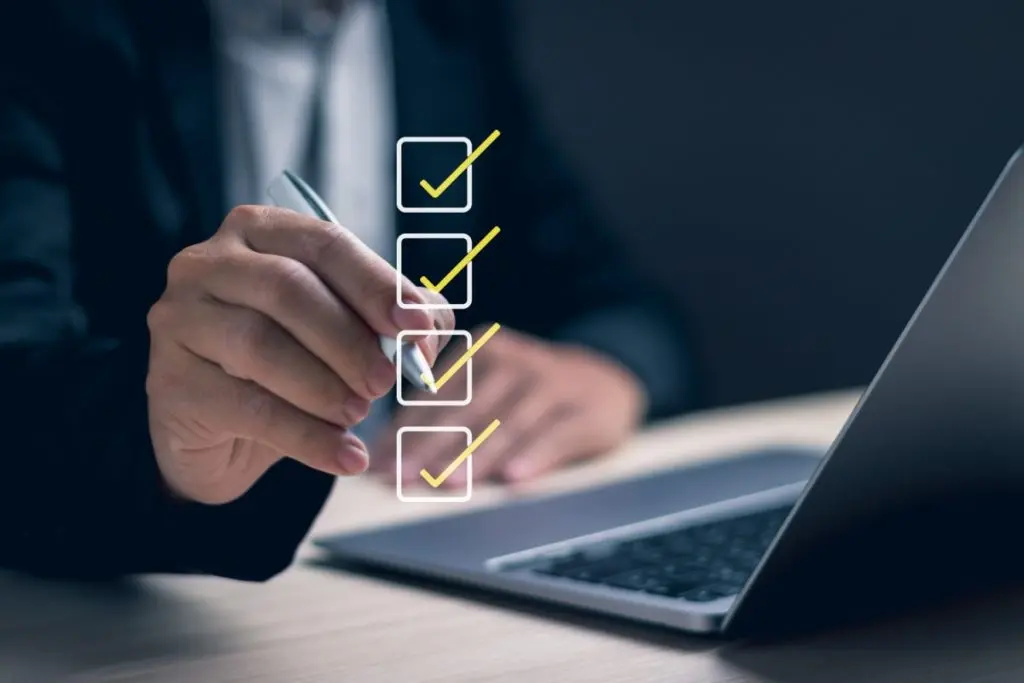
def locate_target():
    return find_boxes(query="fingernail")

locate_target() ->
[344,397,371,424]
[391,301,430,331]
[419,336,439,363]
[366,356,396,396]
[336,434,369,474]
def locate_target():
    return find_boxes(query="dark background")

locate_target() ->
[505,0,1024,408]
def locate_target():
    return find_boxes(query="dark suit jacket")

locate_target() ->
[0,0,692,581]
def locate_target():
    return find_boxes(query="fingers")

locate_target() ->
[501,405,584,483]
[149,205,464,501]
[157,296,371,428]
[153,347,370,476]
[384,395,475,482]
[433,372,535,488]
[471,389,553,482]
[369,331,485,468]
[404,288,456,363]
[173,208,457,400]
[369,362,485,476]
[168,246,394,400]
[222,205,436,334]
[376,363,529,487]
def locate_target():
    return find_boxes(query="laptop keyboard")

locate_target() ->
[526,505,793,603]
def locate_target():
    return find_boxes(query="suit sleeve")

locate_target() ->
[479,3,698,419]
[0,8,333,581]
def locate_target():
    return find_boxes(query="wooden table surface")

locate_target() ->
[6,389,1024,683]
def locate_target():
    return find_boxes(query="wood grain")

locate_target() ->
[6,390,1024,683]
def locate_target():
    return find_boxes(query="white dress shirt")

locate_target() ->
[210,0,395,263]
[210,0,396,438]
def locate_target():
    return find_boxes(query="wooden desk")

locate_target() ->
[5,389,1024,683]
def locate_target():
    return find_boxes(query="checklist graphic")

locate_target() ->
[394,322,502,409]
[396,329,473,406]
[392,130,504,503]
[395,129,501,213]
[396,426,472,502]
[420,226,500,293]
[396,234,473,310]
[430,323,500,391]
[395,420,500,503]
[396,227,501,310]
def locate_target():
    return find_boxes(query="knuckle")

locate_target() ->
[165,244,208,285]
[260,258,311,309]
[224,204,268,230]
[146,300,175,333]
[297,219,348,266]
[344,399,371,425]
[435,306,456,332]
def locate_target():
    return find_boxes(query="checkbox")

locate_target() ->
[396,136,472,213]
[396,233,472,310]
[396,426,473,503]
[396,330,472,406]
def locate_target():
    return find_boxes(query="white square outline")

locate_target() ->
[396,136,473,213]
[396,426,472,503]
[396,233,473,310]
[396,329,472,406]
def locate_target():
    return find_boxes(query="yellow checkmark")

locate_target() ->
[421,322,501,391]
[419,226,501,293]
[419,129,501,199]
[420,419,501,487]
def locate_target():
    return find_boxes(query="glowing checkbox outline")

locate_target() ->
[396,329,472,407]
[395,137,473,214]
[395,426,472,503]
[396,233,473,310]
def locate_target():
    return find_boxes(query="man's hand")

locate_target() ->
[145,206,454,505]
[371,325,647,486]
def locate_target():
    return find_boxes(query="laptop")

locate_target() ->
[318,148,1024,637]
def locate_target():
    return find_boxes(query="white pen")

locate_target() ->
[266,170,438,394]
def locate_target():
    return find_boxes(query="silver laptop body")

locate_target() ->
[319,148,1024,636]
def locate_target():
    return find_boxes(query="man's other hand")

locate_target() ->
[371,325,646,487]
